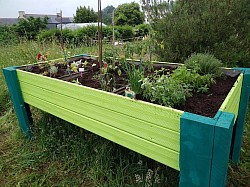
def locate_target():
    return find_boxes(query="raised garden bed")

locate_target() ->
[3,54,250,187]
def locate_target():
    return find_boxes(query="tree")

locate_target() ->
[115,2,144,26]
[141,0,174,23]
[15,16,48,39]
[102,5,115,25]
[141,0,250,67]
[0,25,17,45]
[74,6,98,23]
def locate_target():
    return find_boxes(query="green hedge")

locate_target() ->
[37,24,150,46]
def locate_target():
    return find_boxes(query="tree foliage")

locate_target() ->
[0,25,18,45]
[14,17,48,39]
[102,5,115,25]
[74,6,98,23]
[115,2,144,26]
[141,0,250,67]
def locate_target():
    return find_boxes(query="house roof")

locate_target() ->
[0,12,73,26]
[0,18,19,25]
[24,14,73,24]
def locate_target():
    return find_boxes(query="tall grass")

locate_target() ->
[0,41,249,186]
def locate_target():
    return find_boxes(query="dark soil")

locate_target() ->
[175,76,238,118]
[19,56,240,118]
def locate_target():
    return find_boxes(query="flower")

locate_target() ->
[103,62,108,68]
[37,53,42,60]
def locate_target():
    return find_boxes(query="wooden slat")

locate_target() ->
[23,93,180,170]
[17,70,183,132]
[220,73,243,120]
[20,82,180,152]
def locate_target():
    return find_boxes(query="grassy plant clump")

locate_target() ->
[185,53,223,78]
[126,63,144,95]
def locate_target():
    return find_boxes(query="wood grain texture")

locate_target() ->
[180,112,216,187]
[17,69,183,170]
[23,92,180,170]
[231,69,250,163]
[220,73,243,120]
[210,112,234,187]
[2,67,31,138]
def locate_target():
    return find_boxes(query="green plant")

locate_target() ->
[126,63,144,95]
[144,0,250,67]
[141,65,215,107]
[141,75,191,107]
[49,65,58,77]
[185,53,223,78]
[171,66,215,92]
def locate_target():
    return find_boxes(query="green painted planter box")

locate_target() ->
[3,59,250,187]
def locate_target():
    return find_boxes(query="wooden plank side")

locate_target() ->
[220,73,243,119]
[17,70,183,132]
[23,93,180,170]
[20,82,180,152]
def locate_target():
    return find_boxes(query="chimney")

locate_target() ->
[18,11,25,18]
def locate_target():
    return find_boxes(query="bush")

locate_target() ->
[38,25,137,45]
[133,24,150,38]
[114,25,134,40]
[38,29,59,42]
[0,25,18,45]
[150,0,250,67]
[185,53,223,78]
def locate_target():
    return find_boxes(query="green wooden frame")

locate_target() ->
[3,62,250,187]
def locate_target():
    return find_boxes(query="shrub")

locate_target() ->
[185,53,223,78]
[115,25,134,40]
[148,0,250,67]
[0,25,18,45]
[133,24,150,38]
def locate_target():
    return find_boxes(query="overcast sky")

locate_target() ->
[0,0,140,18]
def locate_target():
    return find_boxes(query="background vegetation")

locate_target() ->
[142,0,250,67]
[0,0,250,186]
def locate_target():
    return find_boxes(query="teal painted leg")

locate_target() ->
[210,112,234,187]
[2,67,32,139]
[231,69,250,164]
[180,112,216,187]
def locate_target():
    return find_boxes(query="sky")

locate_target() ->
[0,0,140,18]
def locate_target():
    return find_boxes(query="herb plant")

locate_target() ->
[141,75,192,107]
[185,53,223,78]
[141,65,216,107]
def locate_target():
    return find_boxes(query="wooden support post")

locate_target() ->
[2,67,32,139]
[180,112,216,187]
[231,69,250,164]
[180,111,234,187]
[210,112,234,187]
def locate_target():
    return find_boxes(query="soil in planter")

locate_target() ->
[18,57,240,118]
[20,56,100,78]
[175,75,239,118]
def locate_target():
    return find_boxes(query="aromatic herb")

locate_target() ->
[185,53,223,78]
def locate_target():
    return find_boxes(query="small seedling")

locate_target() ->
[49,65,58,77]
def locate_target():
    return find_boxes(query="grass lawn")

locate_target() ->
[0,41,249,187]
